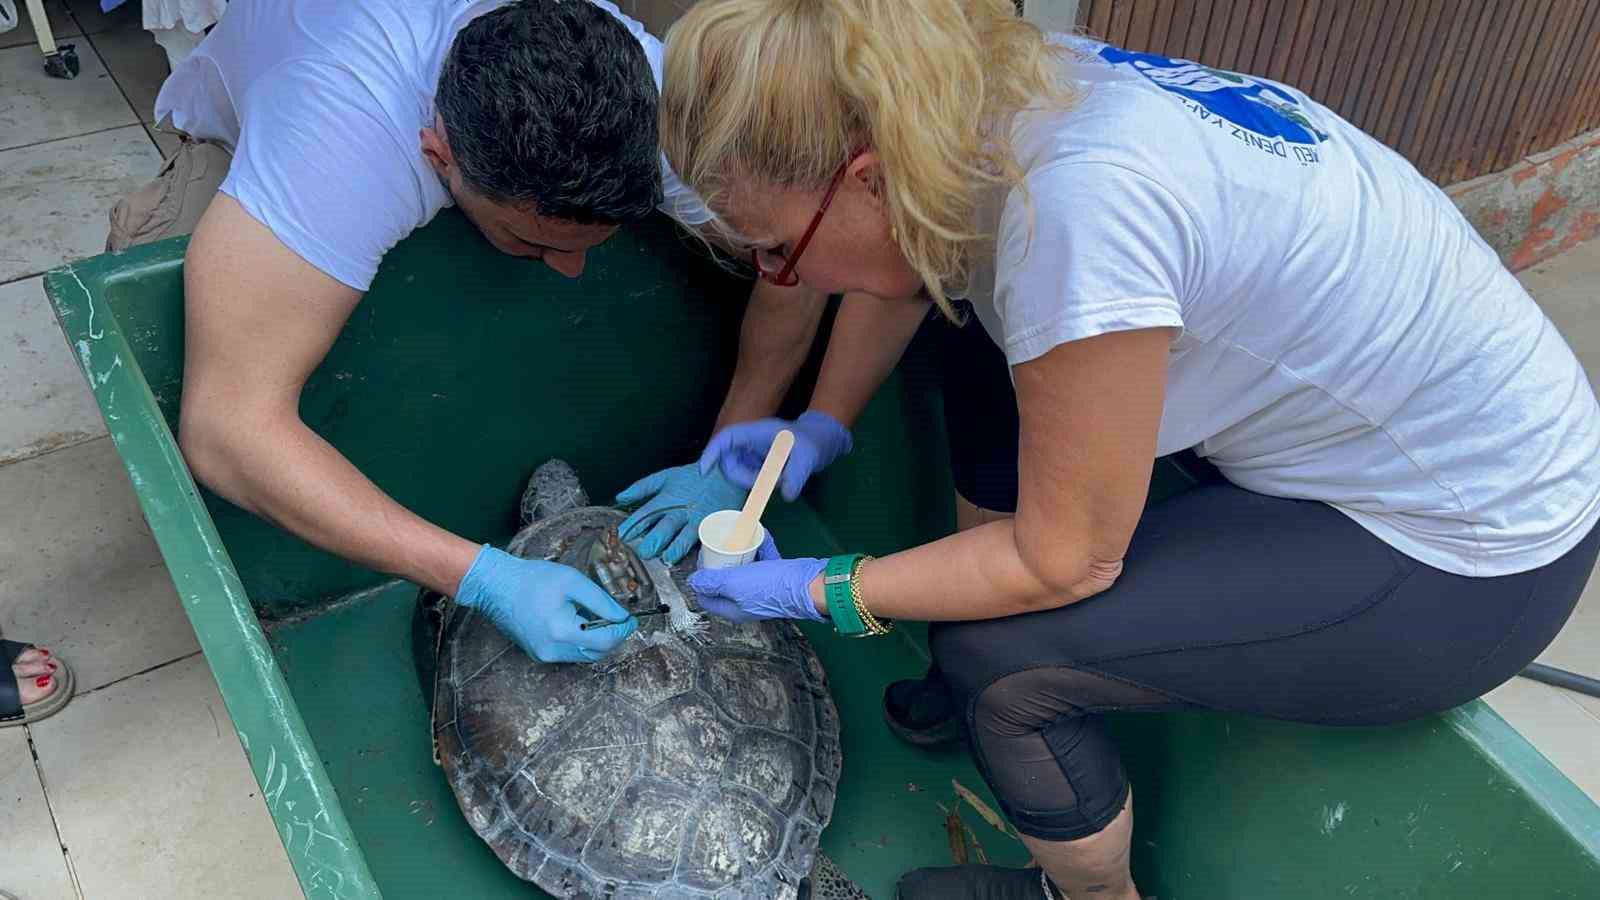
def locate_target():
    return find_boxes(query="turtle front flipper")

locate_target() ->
[410,588,451,765]
[520,460,588,526]
[801,853,870,900]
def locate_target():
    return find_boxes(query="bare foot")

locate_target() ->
[13,646,60,705]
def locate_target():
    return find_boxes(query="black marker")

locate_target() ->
[579,604,670,630]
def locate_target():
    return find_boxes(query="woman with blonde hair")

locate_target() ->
[622,1,1600,896]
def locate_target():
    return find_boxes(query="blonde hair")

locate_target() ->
[660,0,1074,317]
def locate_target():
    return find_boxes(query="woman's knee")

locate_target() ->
[927,622,1172,842]
[963,668,1131,841]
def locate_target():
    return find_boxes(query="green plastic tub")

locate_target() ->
[45,211,1600,898]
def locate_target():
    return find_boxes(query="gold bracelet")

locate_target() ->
[849,556,893,635]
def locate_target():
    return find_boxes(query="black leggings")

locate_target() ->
[927,307,1600,842]
[930,487,1598,841]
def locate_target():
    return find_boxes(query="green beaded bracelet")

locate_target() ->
[823,554,868,638]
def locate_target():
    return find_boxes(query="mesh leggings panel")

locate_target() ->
[965,666,1183,840]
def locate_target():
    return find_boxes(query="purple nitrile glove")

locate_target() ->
[699,410,853,502]
[688,534,828,624]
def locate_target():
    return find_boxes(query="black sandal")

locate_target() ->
[0,639,74,728]
[883,665,964,747]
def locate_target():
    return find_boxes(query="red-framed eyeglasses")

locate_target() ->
[751,151,863,287]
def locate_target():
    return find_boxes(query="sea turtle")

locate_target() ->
[414,461,855,899]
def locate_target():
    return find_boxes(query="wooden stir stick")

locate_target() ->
[726,429,795,550]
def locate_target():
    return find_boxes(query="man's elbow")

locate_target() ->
[178,407,225,486]
[177,401,252,500]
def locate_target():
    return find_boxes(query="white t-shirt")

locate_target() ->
[958,37,1600,577]
[153,0,711,292]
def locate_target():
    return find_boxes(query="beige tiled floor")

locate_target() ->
[0,42,137,151]
[0,7,1596,897]
[0,9,301,898]
[0,728,75,900]
[0,125,160,284]
[0,438,201,690]
[75,23,163,123]
[30,655,297,899]
[0,277,106,465]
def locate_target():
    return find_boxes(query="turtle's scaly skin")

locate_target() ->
[419,466,841,899]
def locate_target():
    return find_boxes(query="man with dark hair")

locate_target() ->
[103,0,719,665]
[433,2,664,229]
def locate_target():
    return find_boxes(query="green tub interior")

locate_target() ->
[45,211,1600,899]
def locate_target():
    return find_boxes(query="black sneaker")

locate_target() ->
[882,667,963,747]
[896,865,1056,899]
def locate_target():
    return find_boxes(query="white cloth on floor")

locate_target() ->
[143,0,226,32]
[149,23,207,70]
[144,0,227,69]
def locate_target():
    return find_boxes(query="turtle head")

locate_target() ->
[520,460,589,525]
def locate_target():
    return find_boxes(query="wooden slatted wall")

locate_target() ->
[1074,0,1600,184]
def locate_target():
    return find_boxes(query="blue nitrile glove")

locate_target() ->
[615,464,748,563]
[699,410,853,502]
[688,534,828,624]
[455,545,637,663]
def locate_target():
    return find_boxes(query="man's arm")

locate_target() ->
[715,284,930,430]
[712,279,828,430]
[686,289,932,504]
[621,283,929,557]
[619,278,826,559]
[808,292,931,427]
[178,195,479,595]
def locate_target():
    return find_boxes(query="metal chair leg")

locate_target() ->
[23,0,78,78]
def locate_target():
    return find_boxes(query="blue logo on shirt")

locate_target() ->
[1098,46,1330,147]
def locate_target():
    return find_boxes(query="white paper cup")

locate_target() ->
[697,509,766,570]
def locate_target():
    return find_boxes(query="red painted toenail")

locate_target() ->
[38,649,50,657]
[48,662,58,670]
[36,676,51,687]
